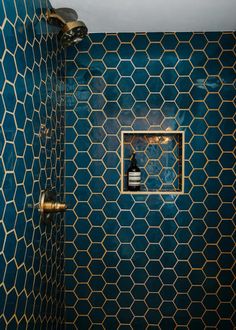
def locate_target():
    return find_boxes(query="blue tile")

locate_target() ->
[103,186,120,201]
[2,112,16,141]
[117,61,135,76]
[220,85,236,101]
[117,33,135,42]
[176,60,193,75]
[132,102,149,117]
[175,93,192,109]
[161,68,178,84]
[220,68,236,84]
[103,35,120,51]
[102,105,119,122]
[220,51,236,66]
[205,59,222,75]
[220,136,235,152]
[3,1,16,23]
[176,42,193,59]
[132,51,149,67]
[205,32,222,41]
[0,1,5,25]
[103,52,120,68]
[2,82,17,112]
[132,85,149,100]
[118,94,135,109]
[132,34,149,50]
[161,51,178,67]
[146,60,164,75]
[132,69,148,84]
[103,202,120,217]
[146,32,164,41]
[118,77,134,92]
[190,68,207,84]
[161,85,178,100]
[190,85,207,100]
[89,44,106,59]
[162,34,178,50]
[190,135,207,151]
[147,93,164,108]
[118,44,135,59]
[205,42,222,58]
[219,33,235,49]
[190,34,207,49]
[190,51,207,66]
[89,33,106,43]
[191,102,207,118]
[146,43,164,59]
[89,61,106,76]
[104,85,120,101]
[147,77,163,92]
[2,52,16,83]
[104,168,120,183]
[88,93,106,110]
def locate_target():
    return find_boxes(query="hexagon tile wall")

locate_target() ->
[65,32,235,329]
[0,0,65,328]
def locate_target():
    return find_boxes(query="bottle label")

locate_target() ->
[128,172,141,186]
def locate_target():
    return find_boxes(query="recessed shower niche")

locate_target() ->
[121,131,185,194]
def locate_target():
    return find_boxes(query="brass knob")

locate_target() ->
[39,190,68,215]
[41,201,67,213]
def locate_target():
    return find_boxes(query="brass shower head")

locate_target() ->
[46,8,88,47]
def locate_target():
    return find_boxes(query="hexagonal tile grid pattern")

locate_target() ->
[0,1,65,328]
[122,132,183,192]
[65,32,235,329]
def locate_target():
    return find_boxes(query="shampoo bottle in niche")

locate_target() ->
[127,152,141,191]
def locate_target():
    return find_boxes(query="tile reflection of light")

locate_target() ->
[148,136,161,144]
[148,135,171,145]
[161,136,171,144]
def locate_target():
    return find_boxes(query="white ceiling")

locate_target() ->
[51,0,236,33]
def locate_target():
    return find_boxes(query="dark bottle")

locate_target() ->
[127,152,141,191]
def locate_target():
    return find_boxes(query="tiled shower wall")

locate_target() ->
[0,1,65,328]
[65,33,235,328]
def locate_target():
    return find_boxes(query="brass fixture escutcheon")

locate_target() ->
[39,189,67,223]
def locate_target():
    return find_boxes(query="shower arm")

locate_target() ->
[46,10,66,28]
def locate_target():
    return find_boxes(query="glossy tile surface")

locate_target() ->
[65,32,235,329]
[0,1,65,328]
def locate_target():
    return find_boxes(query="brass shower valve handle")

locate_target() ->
[40,201,68,213]
[39,190,67,221]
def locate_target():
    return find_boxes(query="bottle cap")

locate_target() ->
[131,152,137,166]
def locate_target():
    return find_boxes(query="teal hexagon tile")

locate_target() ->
[190,34,208,49]
[146,60,164,75]
[146,43,164,59]
[161,34,178,50]
[132,34,149,50]
[176,42,193,59]
[220,51,236,66]
[132,52,149,67]
[161,51,178,67]
[118,44,135,59]
[63,32,236,329]
[205,42,222,58]
[176,60,193,76]
[103,52,120,68]
[161,68,178,84]
[190,50,208,66]
[147,77,164,92]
